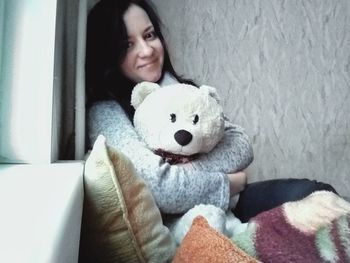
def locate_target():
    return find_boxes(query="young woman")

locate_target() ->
[86,0,337,222]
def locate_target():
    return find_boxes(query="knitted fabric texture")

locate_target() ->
[232,191,350,263]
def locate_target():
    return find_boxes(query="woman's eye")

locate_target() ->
[145,31,156,40]
[127,41,134,49]
[170,113,176,123]
[193,114,199,124]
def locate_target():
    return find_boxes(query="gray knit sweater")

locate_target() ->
[88,76,253,214]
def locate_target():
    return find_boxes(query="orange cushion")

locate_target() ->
[172,216,258,263]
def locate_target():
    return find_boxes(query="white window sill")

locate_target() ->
[0,162,84,263]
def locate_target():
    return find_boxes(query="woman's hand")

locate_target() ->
[227,171,247,196]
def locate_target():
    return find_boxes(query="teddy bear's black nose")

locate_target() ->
[174,130,193,146]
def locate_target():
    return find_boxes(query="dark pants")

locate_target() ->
[233,178,338,222]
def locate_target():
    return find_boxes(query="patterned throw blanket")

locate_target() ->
[232,191,350,263]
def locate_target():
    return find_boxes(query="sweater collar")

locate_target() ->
[159,72,179,86]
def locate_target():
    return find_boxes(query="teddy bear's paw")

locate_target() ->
[169,204,227,245]
[225,210,249,239]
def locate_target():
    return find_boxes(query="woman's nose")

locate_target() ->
[137,40,153,57]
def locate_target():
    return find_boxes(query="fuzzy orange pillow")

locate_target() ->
[172,216,258,263]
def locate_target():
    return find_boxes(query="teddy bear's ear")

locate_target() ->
[131,81,161,109]
[199,85,221,103]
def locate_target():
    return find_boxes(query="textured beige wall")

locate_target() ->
[151,0,350,196]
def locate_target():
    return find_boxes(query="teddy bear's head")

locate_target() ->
[131,82,225,158]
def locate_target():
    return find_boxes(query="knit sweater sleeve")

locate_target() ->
[191,116,254,173]
[88,101,251,214]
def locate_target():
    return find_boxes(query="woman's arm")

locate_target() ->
[191,117,254,174]
[88,100,231,214]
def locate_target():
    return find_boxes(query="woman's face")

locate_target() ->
[120,4,164,83]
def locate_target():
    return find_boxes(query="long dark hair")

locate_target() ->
[86,0,194,118]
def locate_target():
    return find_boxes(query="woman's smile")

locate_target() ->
[120,4,164,83]
[138,59,156,69]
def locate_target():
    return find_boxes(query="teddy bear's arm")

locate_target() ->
[88,100,233,214]
[192,117,254,173]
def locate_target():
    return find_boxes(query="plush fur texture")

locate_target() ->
[173,191,350,262]
[131,82,225,157]
[131,82,246,245]
[173,216,258,263]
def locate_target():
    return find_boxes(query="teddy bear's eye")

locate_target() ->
[193,114,199,124]
[170,113,176,123]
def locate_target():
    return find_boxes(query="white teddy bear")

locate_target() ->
[131,82,225,161]
[131,81,247,245]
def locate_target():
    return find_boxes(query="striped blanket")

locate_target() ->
[232,191,350,263]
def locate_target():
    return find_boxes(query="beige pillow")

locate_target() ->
[79,135,176,263]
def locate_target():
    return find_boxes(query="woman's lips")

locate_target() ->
[138,60,156,69]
